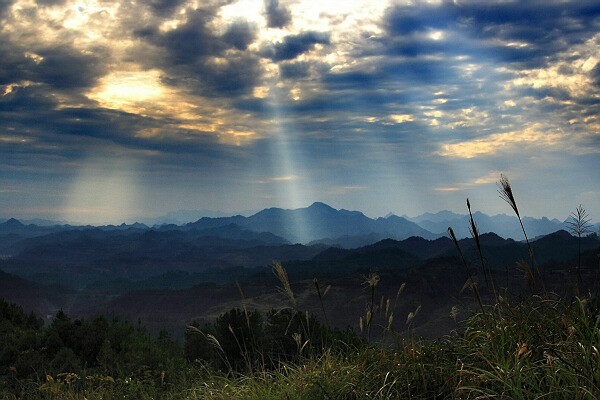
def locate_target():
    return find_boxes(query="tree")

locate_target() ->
[567,204,592,290]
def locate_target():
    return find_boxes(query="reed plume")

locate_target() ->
[273,260,297,309]
[497,174,545,292]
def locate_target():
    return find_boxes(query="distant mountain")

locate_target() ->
[127,208,260,226]
[403,211,566,240]
[402,210,464,224]
[2,203,591,251]
[187,202,437,244]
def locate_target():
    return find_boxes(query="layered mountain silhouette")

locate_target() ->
[181,202,435,244]
[2,202,581,250]
[1,202,599,340]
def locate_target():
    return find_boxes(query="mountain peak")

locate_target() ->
[307,202,335,210]
[1,218,25,228]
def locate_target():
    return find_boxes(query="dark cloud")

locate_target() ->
[0,0,15,18]
[261,31,330,61]
[130,7,261,97]
[132,26,157,38]
[35,0,67,6]
[159,12,227,64]
[0,44,37,85]
[386,5,451,35]
[223,20,257,50]
[192,53,261,96]
[234,98,272,114]
[0,85,56,113]
[590,62,600,88]
[146,0,187,16]
[384,39,447,58]
[382,58,457,86]
[383,2,600,68]
[35,47,105,89]
[0,84,239,164]
[264,0,291,29]
[0,41,105,90]
[322,71,382,90]
[156,52,261,97]
[279,61,310,79]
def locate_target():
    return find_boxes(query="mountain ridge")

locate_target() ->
[2,202,596,249]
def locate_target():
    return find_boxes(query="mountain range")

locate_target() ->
[1,201,599,340]
[2,202,590,251]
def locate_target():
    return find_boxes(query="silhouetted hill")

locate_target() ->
[0,226,319,288]
[0,270,73,321]
[2,229,599,340]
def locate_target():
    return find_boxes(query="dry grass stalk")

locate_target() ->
[448,227,476,289]
[313,278,329,325]
[385,299,390,317]
[273,260,297,308]
[497,174,544,292]
[236,281,251,329]
[406,305,421,326]
[365,273,380,343]
[206,333,233,372]
[467,198,498,304]
[517,260,535,292]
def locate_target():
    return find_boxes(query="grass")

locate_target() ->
[178,293,599,400]
[6,274,600,400]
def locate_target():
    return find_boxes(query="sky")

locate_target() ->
[1,0,599,224]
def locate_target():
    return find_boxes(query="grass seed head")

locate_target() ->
[397,283,406,299]
[366,273,380,289]
[497,173,520,218]
[450,306,459,322]
[272,260,297,308]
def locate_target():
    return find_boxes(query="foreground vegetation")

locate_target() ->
[2,285,600,399]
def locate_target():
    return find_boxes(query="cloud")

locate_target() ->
[35,47,105,90]
[145,0,187,16]
[385,4,451,35]
[35,0,67,6]
[381,2,600,68]
[279,61,311,79]
[0,0,15,18]
[154,10,227,65]
[264,0,291,29]
[261,31,330,61]
[438,125,566,159]
[129,8,263,98]
[223,20,258,51]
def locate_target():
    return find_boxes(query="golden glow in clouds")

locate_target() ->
[89,70,165,113]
